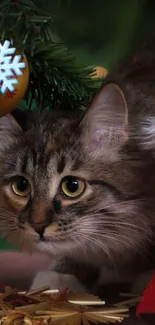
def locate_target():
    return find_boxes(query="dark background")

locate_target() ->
[35,0,155,69]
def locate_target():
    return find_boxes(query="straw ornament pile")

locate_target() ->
[0,286,137,325]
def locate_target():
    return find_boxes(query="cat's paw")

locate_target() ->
[30,271,87,292]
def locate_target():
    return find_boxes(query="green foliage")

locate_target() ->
[0,0,100,111]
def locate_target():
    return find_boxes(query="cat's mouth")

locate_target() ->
[35,233,52,243]
[37,236,46,242]
[34,234,77,256]
[35,235,64,244]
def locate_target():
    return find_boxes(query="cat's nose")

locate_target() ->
[31,223,46,239]
[35,227,45,239]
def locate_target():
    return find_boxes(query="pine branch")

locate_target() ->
[0,0,101,111]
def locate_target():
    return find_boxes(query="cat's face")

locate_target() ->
[0,84,154,266]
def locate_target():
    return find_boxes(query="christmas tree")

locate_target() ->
[0,0,101,115]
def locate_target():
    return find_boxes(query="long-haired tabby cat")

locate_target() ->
[1,41,155,295]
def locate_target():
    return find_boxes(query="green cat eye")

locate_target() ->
[61,176,85,198]
[11,176,31,197]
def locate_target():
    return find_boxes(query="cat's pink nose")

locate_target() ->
[31,222,46,240]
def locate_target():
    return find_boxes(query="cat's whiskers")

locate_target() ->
[77,220,153,248]
[76,233,112,259]
[76,232,116,267]
[75,217,150,232]
[0,198,154,266]
[0,220,19,232]
[63,236,75,256]
[70,234,87,260]
[76,228,151,262]
[72,212,152,234]
[84,228,152,245]
[0,208,18,219]
[46,227,88,259]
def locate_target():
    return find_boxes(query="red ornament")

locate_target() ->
[136,273,155,316]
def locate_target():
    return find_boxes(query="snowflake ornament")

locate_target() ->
[0,40,26,94]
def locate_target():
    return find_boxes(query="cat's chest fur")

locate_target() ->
[30,251,155,295]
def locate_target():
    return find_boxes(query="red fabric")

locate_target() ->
[136,273,155,315]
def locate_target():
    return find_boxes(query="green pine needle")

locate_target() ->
[0,0,101,111]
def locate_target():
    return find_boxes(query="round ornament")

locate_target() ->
[91,66,108,79]
[0,51,29,117]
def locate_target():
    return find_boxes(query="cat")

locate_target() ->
[1,41,155,295]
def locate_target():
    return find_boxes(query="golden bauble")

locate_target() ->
[0,51,29,117]
[91,66,108,79]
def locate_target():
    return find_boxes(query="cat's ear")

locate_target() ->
[0,113,21,134]
[0,110,28,150]
[80,83,128,157]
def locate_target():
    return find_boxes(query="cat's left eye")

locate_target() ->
[61,176,85,199]
[11,176,31,197]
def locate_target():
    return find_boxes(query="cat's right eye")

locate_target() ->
[11,176,31,197]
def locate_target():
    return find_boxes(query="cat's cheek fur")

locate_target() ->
[30,271,87,292]
[139,117,155,152]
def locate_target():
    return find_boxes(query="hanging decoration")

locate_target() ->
[0,40,29,116]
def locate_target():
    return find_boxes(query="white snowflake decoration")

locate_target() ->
[0,40,26,94]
